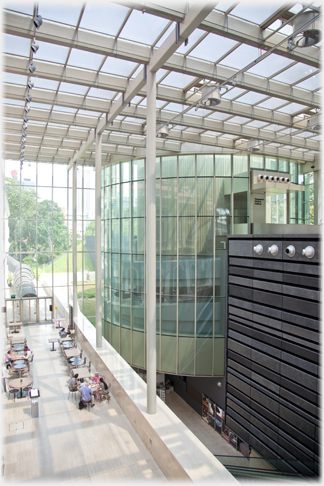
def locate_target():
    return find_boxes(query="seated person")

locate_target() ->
[59,327,67,337]
[66,324,73,335]
[99,378,111,401]
[92,372,101,384]
[5,350,16,368]
[79,383,95,407]
[23,346,32,362]
[69,373,80,392]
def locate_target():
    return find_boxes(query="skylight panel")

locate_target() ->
[215,1,239,13]
[155,23,174,48]
[33,41,69,64]
[257,97,287,110]
[263,124,286,131]
[33,103,53,110]
[53,106,78,114]
[189,33,238,63]
[245,120,269,129]
[79,3,130,37]
[176,29,206,55]
[272,63,317,84]
[119,10,169,45]
[38,4,82,26]
[77,109,103,117]
[227,116,252,124]
[130,96,143,104]
[187,107,212,117]
[267,20,292,36]
[139,99,166,109]
[123,117,146,124]
[222,88,246,100]
[163,103,186,112]
[32,78,59,90]
[3,98,25,106]
[59,83,89,95]
[161,72,197,89]
[68,49,105,71]
[4,4,33,15]
[296,72,321,91]
[207,112,231,121]
[236,92,266,105]
[220,44,260,70]
[3,33,30,57]
[3,73,27,85]
[101,57,138,77]
[231,4,284,24]
[248,54,294,78]
[278,103,308,115]
[87,88,116,99]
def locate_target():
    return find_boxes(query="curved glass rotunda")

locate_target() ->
[102,153,306,376]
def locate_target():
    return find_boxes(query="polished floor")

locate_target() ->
[2,322,166,482]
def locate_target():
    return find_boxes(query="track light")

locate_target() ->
[23,123,28,130]
[31,41,39,53]
[201,85,221,106]
[26,94,32,103]
[33,15,43,29]
[24,105,30,113]
[28,80,34,89]
[24,116,29,123]
[22,131,27,137]
[29,62,36,74]
[157,124,169,138]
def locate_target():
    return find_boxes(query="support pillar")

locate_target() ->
[95,130,102,348]
[72,162,78,325]
[146,70,157,414]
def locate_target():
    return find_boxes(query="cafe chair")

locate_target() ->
[68,388,78,401]
[23,383,33,399]
[8,387,19,402]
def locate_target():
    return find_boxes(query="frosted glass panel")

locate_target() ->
[197,154,213,177]
[233,155,248,176]
[179,178,195,216]
[250,156,264,169]
[178,337,194,375]
[161,217,177,255]
[196,337,213,375]
[215,155,231,176]
[161,179,177,216]
[266,157,278,171]
[179,217,195,255]
[132,181,145,217]
[161,336,177,373]
[121,183,130,217]
[161,156,177,178]
[179,155,195,177]
[121,161,131,182]
[178,303,195,336]
[197,178,213,216]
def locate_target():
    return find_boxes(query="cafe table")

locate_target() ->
[7,322,22,333]
[8,376,33,398]
[8,336,26,345]
[12,344,25,352]
[64,348,80,360]
[13,362,27,377]
[72,367,91,380]
[69,357,84,367]
[48,338,58,351]
[62,341,74,349]
[60,336,72,342]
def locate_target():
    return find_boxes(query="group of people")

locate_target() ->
[5,346,32,370]
[69,371,111,408]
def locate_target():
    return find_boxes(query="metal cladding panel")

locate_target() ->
[225,234,320,477]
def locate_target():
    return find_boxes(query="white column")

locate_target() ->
[72,162,78,325]
[146,69,156,414]
[95,130,102,348]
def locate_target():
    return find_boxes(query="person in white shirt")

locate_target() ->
[23,347,32,370]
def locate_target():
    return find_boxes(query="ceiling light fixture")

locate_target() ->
[24,116,29,123]
[200,85,221,106]
[31,41,39,53]
[293,11,321,47]
[156,124,169,138]
[28,80,34,89]
[33,14,43,29]
[23,123,28,130]
[247,140,262,152]
[26,94,32,103]
[29,62,36,74]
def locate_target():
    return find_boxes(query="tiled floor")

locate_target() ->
[3,322,166,482]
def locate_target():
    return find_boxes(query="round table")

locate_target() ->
[13,362,27,378]
[12,344,24,352]
[69,357,83,366]
[63,342,74,349]
[8,376,33,398]
[13,359,26,365]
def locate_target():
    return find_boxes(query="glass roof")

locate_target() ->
[2,0,320,166]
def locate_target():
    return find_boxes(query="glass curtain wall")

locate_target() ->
[4,160,95,323]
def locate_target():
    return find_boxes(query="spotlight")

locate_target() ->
[24,116,29,123]
[31,41,39,53]
[201,85,221,106]
[29,62,36,74]
[33,15,43,29]
[22,137,26,143]
[28,80,34,89]
[21,143,26,149]
[23,123,28,129]
[156,124,169,138]
[24,105,30,113]
[22,131,27,137]
[26,94,32,103]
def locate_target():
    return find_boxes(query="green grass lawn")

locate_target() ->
[42,243,94,273]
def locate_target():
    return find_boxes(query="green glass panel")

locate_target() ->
[279,159,289,172]
[161,335,177,373]
[250,155,264,169]
[197,154,213,177]
[111,163,120,184]
[121,254,131,290]
[111,219,120,252]
[105,165,111,186]
[197,217,213,255]
[156,334,160,371]
[161,217,177,255]
[120,327,131,362]
[178,256,195,297]
[121,219,130,253]
[104,220,110,252]
[132,330,145,368]
[104,185,110,219]
[197,178,213,216]
[111,323,120,352]
[111,289,120,325]
[233,155,248,176]
[121,161,131,182]
[132,218,144,254]
[215,155,231,176]
[197,257,213,296]
[104,286,111,322]
[214,297,225,336]
[290,162,298,183]
[265,157,278,171]
[215,250,226,296]
[196,337,213,375]
[156,181,160,217]
[179,155,195,177]
[215,178,231,216]
[132,292,144,330]
[133,158,145,181]
[214,338,225,376]
[179,217,195,255]
[161,156,177,178]
[132,181,145,217]
[178,337,194,375]
[161,257,177,302]
[111,253,119,289]
[121,182,130,217]
[196,297,213,337]
[111,184,120,219]
[132,258,144,292]
[156,302,160,333]
[179,178,195,217]
[178,302,195,336]
[161,302,176,335]
[161,179,177,216]
[156,216,160,254]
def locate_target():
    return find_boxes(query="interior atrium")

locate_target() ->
[1,0,321,482]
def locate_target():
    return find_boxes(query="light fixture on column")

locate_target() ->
[28,80,34,89]
[31,41,39,53]
[29,62,36,74]
[24,105,30,113]
[23,123,28,130]
[24,116,29,123]
[26,94,32,103]
[33,14,43,29]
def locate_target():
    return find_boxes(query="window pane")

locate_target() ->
[161,179,177,216]
[179,178,195,217]
[161,156,177,178]
[250,155,264,169]
[197,154,213,177]
[179,155,195,177]
[215,155,231,176]
[161,217,177,255]
[233,155,248,176]
[197,178,213,216]
[179,217,195,255]
[266,157,278,171]
[132,181,145,217]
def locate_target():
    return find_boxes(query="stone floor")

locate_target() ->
[2,322,166,483]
